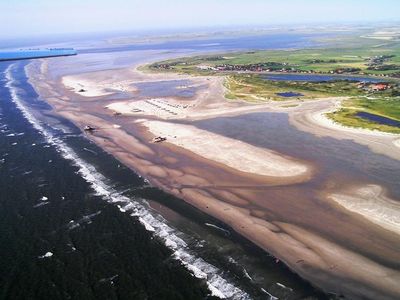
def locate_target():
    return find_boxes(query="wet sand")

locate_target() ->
[26,53,400,300]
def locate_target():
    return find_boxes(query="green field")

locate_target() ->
[148,37,400,77]
[224,75,371,102]
[146,34,400,133]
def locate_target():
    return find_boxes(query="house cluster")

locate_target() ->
[365,55,398,71]
[367,64,400,71]
[212,62,292,72]
[196,62,369,76]
[357,82,392,92]
[197,65,218,71]
[366,55,395,66]
[152,63,174,70]
[199,63,368,76]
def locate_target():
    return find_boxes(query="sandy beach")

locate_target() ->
[26,52,400,300]
[141,119,309,178]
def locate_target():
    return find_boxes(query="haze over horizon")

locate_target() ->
[1,0,399,39]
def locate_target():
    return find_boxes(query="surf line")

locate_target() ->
[4,63,251,300]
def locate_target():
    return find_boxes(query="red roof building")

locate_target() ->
[370,83,389,91]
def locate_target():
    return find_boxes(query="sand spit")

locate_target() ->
[313,101,399,138]
[289,98,400,161]
[329,185,400,234]
[141,120,309,178]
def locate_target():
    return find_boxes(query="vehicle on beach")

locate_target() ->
[84,125,96,131]
[152,136,167,143]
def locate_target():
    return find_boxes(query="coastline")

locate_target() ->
[26,54,400,300]
[288,98,400,161]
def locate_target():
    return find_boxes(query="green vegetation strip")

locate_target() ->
[224,75,369,102]
[149,39,400,77]
[327,97,400,134]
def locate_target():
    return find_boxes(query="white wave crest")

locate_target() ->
[4,63,250,300]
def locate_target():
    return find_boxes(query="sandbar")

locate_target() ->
[141,119,309,178]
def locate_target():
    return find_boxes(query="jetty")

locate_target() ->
[0,48,77,62]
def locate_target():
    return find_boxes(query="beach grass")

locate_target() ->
[224,74,367,102]
[327,97,400,134]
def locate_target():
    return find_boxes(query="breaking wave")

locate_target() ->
[4,63,250,300]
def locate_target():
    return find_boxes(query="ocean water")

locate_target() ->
[0,32,335,300]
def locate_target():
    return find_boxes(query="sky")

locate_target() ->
[0,0,399,38]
